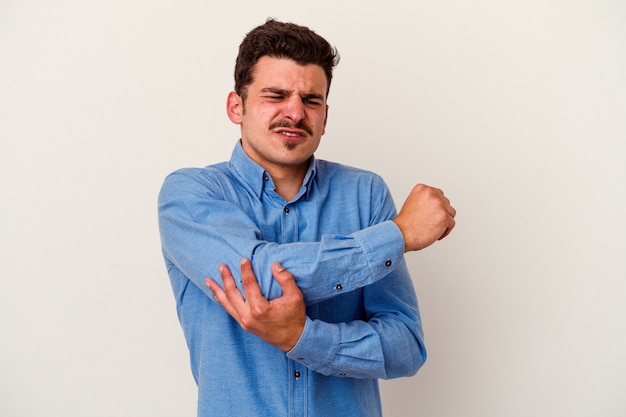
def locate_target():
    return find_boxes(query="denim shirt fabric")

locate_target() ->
[158,141,426,417]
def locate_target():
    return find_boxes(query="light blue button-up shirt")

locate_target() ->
[158,141,426,417]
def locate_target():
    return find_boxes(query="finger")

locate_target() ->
[218,263,248,313]
[438,217,456,240]
[204,277,241,319]
[239,258,266,304]
[205,277,225,299]
[219,264,244,299]
[447,203,457,218]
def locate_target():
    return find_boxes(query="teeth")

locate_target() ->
[281,132,300,137]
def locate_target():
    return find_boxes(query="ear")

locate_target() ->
[226,91,243,124]
[322,104,329,135]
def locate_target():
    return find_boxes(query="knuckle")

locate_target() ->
[427,186,441,198]
[240,315,255,331]
[250,304,266,318]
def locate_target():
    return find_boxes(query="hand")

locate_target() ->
[205,259,306,352]
[393,184,457,252]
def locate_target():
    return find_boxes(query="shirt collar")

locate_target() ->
[229,140,317,200]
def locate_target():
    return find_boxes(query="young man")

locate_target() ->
[158,19,455,417]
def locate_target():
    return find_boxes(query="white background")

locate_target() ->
[1,1,625,416]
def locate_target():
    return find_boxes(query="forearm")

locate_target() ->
[245,221,404,304]
[159,201,404,305]
[286,263,426,379]
[158,167,405,304]
[286,314,425,379]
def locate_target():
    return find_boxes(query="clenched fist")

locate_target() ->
[393,184,457,252]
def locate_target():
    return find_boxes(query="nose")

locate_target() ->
[283,96,305,123]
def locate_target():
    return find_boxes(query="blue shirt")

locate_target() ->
[158,141,426,417]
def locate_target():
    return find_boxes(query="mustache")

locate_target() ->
[269,120,313,136]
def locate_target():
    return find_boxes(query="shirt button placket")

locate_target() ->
[290,361,305,416]
[281,204,298,244]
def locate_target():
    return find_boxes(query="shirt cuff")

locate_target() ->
[286,317,340,375]
[352,220,405,286]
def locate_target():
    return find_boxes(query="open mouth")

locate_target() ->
[278,130,305,137]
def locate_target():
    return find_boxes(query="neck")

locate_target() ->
[268,165,308,201]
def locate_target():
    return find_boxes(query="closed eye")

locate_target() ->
[261,88,287,101]
[259,88,325,106]
[302,94,324,106]
[303,98,322,106]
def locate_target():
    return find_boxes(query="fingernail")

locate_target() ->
[273,262,285,272]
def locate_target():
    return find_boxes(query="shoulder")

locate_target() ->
[164,162,228,181]
[313,159,397,222]
[315,159,388,190]
[159,162,234,199]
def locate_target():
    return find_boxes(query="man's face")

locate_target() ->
[227,56,329,173]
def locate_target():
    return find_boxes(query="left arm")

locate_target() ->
[286,257,425,379]
[206,256,425,379]
[205,174,430,378]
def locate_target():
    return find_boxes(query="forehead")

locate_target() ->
[250,56,328,95]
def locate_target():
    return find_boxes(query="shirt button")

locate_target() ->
[284,207,290,214]
[334,284,343,291]
[339,373,347,377]
[264,175,269,181]
[294,370,301,379]
[385,259,392,267]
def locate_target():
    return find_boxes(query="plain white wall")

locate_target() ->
[1,1,625,416]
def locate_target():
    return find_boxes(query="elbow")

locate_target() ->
[384,337,427,379]
[408,341,427,376]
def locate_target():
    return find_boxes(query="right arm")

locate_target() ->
[158,170,405,305]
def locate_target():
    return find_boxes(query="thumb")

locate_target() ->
[272,262,300,295]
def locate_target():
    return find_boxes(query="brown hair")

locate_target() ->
[234,19,340,102]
